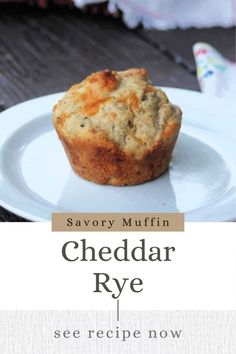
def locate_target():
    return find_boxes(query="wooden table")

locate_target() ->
[0,5,235,221]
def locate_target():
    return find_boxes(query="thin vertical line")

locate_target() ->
[117,299,120,321]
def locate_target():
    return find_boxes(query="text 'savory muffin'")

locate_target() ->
[53,68,182,186]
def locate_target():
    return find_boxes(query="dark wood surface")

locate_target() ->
[0,5,235,221]
[139,27,236,73]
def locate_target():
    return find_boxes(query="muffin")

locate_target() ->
[53,68,182,186]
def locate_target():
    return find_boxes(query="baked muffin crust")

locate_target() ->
[53,68,182,185]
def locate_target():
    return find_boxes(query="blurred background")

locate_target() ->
[0,0,235,110]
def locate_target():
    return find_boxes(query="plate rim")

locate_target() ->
[0,88,235,222]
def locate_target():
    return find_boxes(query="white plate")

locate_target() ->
[0,88,235,221]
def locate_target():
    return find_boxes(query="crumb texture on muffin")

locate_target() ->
[53,68,182,185]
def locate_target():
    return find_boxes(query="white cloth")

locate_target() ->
[74,0,105,6]
[193,43,236,100]
[73,0,235,29]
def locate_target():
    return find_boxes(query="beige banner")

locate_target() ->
[52,213,184,232]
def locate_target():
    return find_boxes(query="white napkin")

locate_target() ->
[193,43,236,100]
[74,0,235,29]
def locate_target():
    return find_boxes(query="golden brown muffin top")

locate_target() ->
[53,68,182,158]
